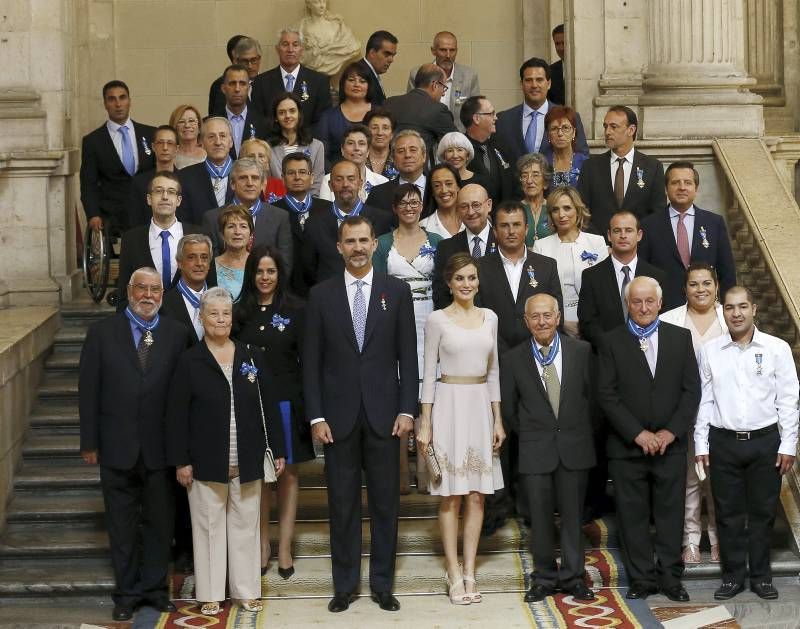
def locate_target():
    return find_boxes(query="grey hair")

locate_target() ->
[233,36,262,57]
[128,266,161,286]
[623,275,663,302]
[231,157,266,182]
[200,286,233,313]
[176,233,213,261]
[390,128,426,154]
[436,131,475,164]
[516,152,553,185]
[277,27,304,45]
[199,116,233,140]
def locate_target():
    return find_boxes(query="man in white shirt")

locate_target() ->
[695,285,799,601]
[160,233,213,344]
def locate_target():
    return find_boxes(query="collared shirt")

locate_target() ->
[610,254,638,294]
[362,57,381,83]
[106,118,139,173]
[281,65,300,91]
[180,285,206,340]
[695,327,800,456]
[438,68,453,109]
[669,204,696,254]
[399,174,427,200]
[522,101,549,153]
[609,147,635,196]
[148,219,183,284]
[226,105,247,156]
[465,222,492,258]
[499,249,526,302]
[532,336,563,383]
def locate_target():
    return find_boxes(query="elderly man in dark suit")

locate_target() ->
[384,64,456,164]
[461,95,512,205]
[639,160,736,310]
[304,215,418,613]
[253,28,331,128]
[219,65,270,160]
[502,293,596,603]
[79,266,190,621]
[357,30,398,106]
[80,80,156,234]
[598,276,700,602]
[577,106,666,238]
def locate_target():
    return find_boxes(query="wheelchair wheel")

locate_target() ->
[83,224,111,303]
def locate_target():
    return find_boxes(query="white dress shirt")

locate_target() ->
[669,204,696,254]
[419,210,465,239]
[181,286,206,340]
[400,174,427,200]
[106,118,139,172]
[499,249,526,302]
[694,327,800,456]
[532,336,563,384]
[148,219,183,283]
[522,101,549,153]
[281,66,300,91]
[610,254,638,294]
[465,222,492,257]
[609,147,635,197]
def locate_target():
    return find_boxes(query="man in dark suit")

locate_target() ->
[549,25,566,105]
[116,172,202,312]
[598,276,700,602]
[304,160,392,285]
[80,80,156,234]
[384,64,456,165]
[357,30,398,106]
[209,36,263,116]
[639,160,736,310]
[220,65,270,160]
[207,34,247,116]
[432,183,497,309]
[462,95,512,205]
[495,57,589,168]
[127,125,180,228]
[79,267,190,621]
[253,28,331,127]
[177,117,235,225]
[502,293,595,603]
[304,215,418,613]
[578,106,666,238]
[201,158,292,272]
[273,151,330,296]
[366,130,428,211]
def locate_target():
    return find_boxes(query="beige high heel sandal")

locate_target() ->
[445,564,471,605]
[240,598,263,612]
[462,572,482,603]
[200,601,221,615]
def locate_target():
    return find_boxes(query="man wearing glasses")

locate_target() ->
[126,125,181,228]
[210,37,264,116]
[383,64,456,167]
[462,95,512,204]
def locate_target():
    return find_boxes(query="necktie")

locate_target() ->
[621,265,631,317]
[479,145,491,172]
[645,337,657,376]
[136,331,151,370]
[231,114,243,156]
[471,236,482,259]
[286,74,295,92]
[352,280,366,351]
[677,213,690,268]
[524,110,538,154]
[160,231,171,288]
[614,157,626,207]
[119,126,136,176]
[542,345,560,415]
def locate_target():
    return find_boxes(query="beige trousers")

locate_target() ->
[683,430,718,547]
[188,476,262,602]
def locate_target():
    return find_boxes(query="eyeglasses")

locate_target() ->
[456,201,486,211]
[132,284,163,295]
[520,171,544,181]
[396,200,422,209]
[153,139,177,147]
[177,119,199,126]
[237,55,261,66]
[150,187,179,196]
[285,169,310,177]
[549,125,574,135]
[475,110,496,118]
[434,80,449,94]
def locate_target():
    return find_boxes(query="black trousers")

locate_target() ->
[323,406,400,594]
[523,465,588,588]
[709,426,782,585]
[100,457,173,606]
[609,453,685,589]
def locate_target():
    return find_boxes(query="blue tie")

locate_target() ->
[119,126,136,176]
[160,231,171,288]
[286,74,295,92]
[524,110,538,154]
[353,280,366,352]
[231,114,244,156]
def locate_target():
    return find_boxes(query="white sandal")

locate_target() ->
[463,572,482,603]
[445,565,471,605]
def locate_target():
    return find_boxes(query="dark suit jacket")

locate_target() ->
[577,149,666,238]
[365,177,432,216]
[302,203,393,285]
[383,89,457,163]
[273,196,331,297]
[549,60,565,105]
[577,256,666,351]
[597,321,700,459]
[80,121,156,229]
[115,221,202,311]
[209,76,264,117]
[639,206,736,310]
[126,167,189,229]
[177,162,235,225]
[79,312,191,470]
[465,135,513,204]
[253,65,332,127]
[476,251,563,354]
[227,107,271,160]
[431,229,498,310]
[159,287,204,344]
[357,58,386,105]
[166,340,286,483]
[501,333,596,473]
[303,271,418,439]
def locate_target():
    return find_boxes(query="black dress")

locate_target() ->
[234,302,315,464]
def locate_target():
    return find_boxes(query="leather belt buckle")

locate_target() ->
[735,431,751,441]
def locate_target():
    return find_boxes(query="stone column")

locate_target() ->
[639,0,763,137]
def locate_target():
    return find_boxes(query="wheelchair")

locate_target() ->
[82,223,122,307]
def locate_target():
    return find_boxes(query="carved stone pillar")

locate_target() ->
[745,0,784,106]
[639,0,764,137]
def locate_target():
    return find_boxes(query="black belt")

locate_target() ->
[710,424,778,441]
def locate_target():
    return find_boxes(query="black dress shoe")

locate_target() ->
[112,604,134,621]
[751,581,779,600]
[660,584,689,602]
[626,582,657,599]
[566,583,596,601]
[714,581,745,600]
[278,565,295,580]
[328,592,356,613]
[524,583,556,603]
[370,590,400,611]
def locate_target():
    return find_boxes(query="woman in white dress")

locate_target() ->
[317,124,387,202]
[374,184,442,494]
[416,253,505,605]
[660,262,726,565]
[533,185,608,337]
[420,163,464,239]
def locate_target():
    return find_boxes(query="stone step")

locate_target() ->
[21,434,81,459]
[44,350,81,371]
[37,375,79,401]
[14,463,99,490]
[28,404,80,430]
[59,301,114,324]
[0,559,114,598]
[53,325,89,348]
[6,493,105,523]
[0,525,109,559]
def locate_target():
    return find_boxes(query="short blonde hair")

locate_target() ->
[546,185,592,232]
[169,104,202,145]
[241,137,272,163]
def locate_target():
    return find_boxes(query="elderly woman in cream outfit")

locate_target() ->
[532,185,608,337]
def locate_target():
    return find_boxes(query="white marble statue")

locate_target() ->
[298,0,361,76]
